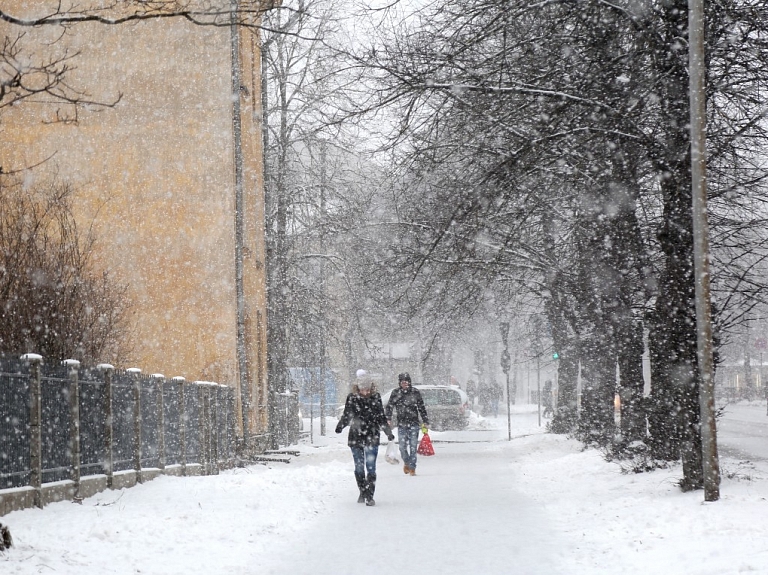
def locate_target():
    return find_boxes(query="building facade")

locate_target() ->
[0,5,270,444]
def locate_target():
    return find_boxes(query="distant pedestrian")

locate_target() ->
[336,370,394,506]
[465,379,477,410]
[385,372,430,476]
[489,380,502,417]
[542,380,554,418]
[477,381,491,416]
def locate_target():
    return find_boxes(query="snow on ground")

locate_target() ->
[2,404,768,574]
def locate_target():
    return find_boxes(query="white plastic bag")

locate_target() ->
[385,440,400,465]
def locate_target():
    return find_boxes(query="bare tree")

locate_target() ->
[343,0,768,490]
[261,0,384,436]
[0,175,133,364]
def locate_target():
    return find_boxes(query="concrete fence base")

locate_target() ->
[0,462,211,516]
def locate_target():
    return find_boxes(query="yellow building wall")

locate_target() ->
[0,7,269,435]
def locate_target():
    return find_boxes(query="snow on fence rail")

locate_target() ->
[0,354,237,516]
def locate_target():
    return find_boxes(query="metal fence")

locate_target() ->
[0,360,31,489]
[0,354,238,507]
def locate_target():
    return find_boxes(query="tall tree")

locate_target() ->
[346,0,768,488]
[261,0,384,434]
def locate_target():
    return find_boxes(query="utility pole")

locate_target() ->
[689,0,720,502]
[500,322,512,441]
[532,315,542,427]
[537,354,541,428]
[318,139,328,436]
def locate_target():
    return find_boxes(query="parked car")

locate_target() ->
[381,384,470,431]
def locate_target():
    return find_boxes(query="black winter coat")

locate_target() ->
[385,385,430,427]
[336,392,393,447]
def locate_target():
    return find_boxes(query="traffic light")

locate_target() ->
[552,352,560,360]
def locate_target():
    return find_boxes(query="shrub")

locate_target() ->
[0,175,132,364]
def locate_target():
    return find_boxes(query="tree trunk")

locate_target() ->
[578,333,616,445]
[573,207,617,445]
[646,0,704,489]
[616,319,646,445]
[550,348,578,434]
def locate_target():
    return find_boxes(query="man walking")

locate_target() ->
[385,373,429,476]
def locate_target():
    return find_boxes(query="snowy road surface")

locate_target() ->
[2,405,768,575]
[718,401,768,461]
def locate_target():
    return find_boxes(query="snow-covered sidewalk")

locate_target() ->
[2,406,768,574]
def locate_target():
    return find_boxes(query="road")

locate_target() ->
[717,401,768,461]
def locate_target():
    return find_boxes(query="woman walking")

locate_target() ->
[336,370,395,506]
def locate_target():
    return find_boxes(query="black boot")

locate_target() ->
[365,473,377,506]
[355,473,366,503]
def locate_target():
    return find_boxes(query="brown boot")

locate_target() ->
[409,468,416,476]
[403,465,410,475]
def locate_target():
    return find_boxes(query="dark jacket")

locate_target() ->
[385,385,429,427]
[336,391,393,447]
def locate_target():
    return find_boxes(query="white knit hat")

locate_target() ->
[356,369,372,390]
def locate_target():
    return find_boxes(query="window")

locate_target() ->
[421,390,440,406]
[421,389,461,406]
[437,390,461,405]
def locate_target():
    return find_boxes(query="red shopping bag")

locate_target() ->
[417,432,435,456]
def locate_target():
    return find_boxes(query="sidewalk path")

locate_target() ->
[257,415,565,575]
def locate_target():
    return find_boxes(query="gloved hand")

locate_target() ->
[421,425,428,434]
[335,424,343,434]
[388,434,395,441]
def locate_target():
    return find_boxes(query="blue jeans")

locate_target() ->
[398,425,420,470]
[350,445,379,478]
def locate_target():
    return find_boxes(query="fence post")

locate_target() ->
[229,387,237,465]
[22,353,43,508]
[98,364,115,488]
[198,383,210,475]
[211,385,219,475]
[64,359,81,499]
[290,391,299,445]
[151,374,166,472]
[127,368,142,483]
[176,377,186,476]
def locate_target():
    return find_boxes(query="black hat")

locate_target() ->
[398,372,411,383]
